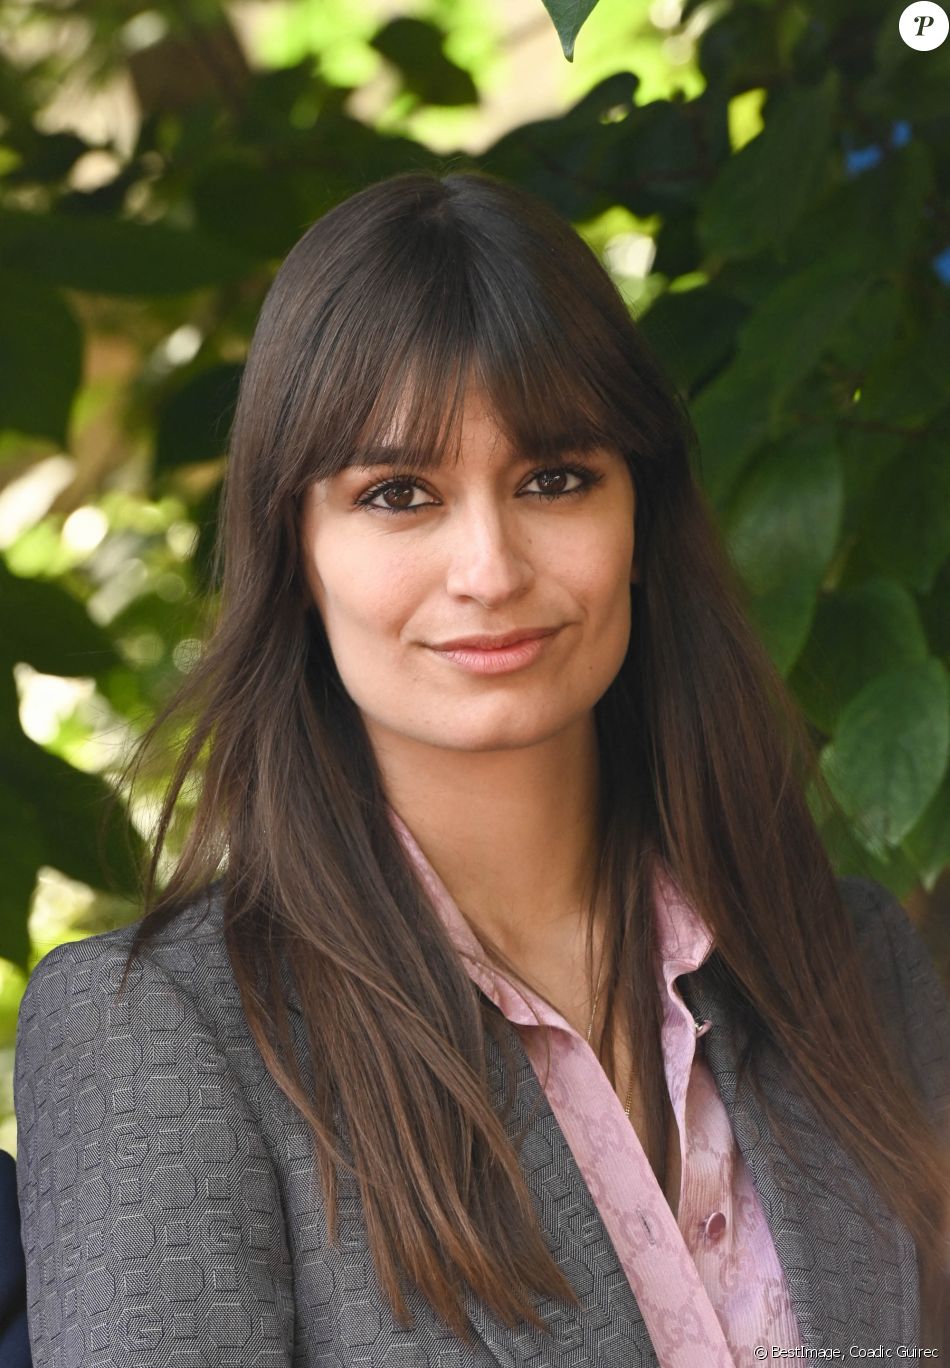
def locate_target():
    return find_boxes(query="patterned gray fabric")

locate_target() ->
[14,874,950,1366]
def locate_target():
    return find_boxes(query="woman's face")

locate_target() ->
[298,385,638,756]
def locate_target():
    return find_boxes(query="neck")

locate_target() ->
[370,711,605,960]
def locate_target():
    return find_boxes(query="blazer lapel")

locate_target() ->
[280,960,659,1365]
[466,1003,661,1368]
[678,960,920,1354]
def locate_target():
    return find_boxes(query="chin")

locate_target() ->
[409,711,576,754]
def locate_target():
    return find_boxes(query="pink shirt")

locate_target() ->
[389,809,802,1366]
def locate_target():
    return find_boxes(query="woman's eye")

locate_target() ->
[355,464,602,516]
[357,479,436,514]
[522,467,589,500]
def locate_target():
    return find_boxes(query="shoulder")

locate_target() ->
[13,883,304,1142]
[14,883,253,1093]
[836,873,950,1124]
[836,871,908,936]
[13,884,291,1173]
[836,874,904,981]
[836,872,946,1002]
[18,883,229,1027]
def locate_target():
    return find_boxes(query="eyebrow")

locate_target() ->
[348,434,603,471]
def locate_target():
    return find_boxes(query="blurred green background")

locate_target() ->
[1,0,949,1153]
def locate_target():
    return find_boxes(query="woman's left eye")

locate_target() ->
[355,464,603,516]
[521,466,602,500]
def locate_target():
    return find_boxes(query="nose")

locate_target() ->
[443,500,533,606]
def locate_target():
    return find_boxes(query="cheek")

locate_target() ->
[309,529,422,641]
[562,520,634,610]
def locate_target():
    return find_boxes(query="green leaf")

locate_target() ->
[713,253,791,310]
[809,766,921,891]
[698,72,838,261]
[264,110,443,224]
[651,210,702,281]
[690,352,777,506]
[154,362,243,472]
[4,129,89,185]
[193,160,311,259]
[854,312,950,428]
[747,576,819,678]
[724,428,842,598]
[783,142,932,278]
[837,424,904,515]
[695,5,779,90]
[861,429,950,594]
[0,676,144,967]
[0,562,119,678]
[0,209,257,295]
[693,256,869,506]
[789,577,929,735]
[538,0,601,62]
[824,277,901,372]
[370,18,478,106]
[738,256,869,398]
[724,424,842,673]
[612,93,728,217]
[0,765,46,967]
[482,73,639,224]
[638,285,745,395]
[820,659,949,859]
[0,271,81,445]
[920,558,950,660]
[902,768,950,892]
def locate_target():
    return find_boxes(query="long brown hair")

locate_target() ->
[116,167,949,1347]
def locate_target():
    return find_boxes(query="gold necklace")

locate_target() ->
[586,954,635,1119]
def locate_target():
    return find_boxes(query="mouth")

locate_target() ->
[429,627,560,651]
[426,628,562,676]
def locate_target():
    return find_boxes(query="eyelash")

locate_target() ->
[354,463,605,516]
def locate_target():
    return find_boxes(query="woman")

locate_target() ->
[15,169,950,1366]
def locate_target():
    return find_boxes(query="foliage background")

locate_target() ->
[1,0,949,1152]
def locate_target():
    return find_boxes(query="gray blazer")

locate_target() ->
[14,875,950,1367]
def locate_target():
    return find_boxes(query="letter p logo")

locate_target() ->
[899,2,949,48]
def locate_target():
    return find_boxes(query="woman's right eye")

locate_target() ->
[355,477,436,515]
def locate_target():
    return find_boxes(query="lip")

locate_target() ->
[427,627,561,676]
[430,627,560,650]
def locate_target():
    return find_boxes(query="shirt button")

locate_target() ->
[703,1211,726,1242]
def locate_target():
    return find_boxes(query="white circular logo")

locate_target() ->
[899,2,949,48]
